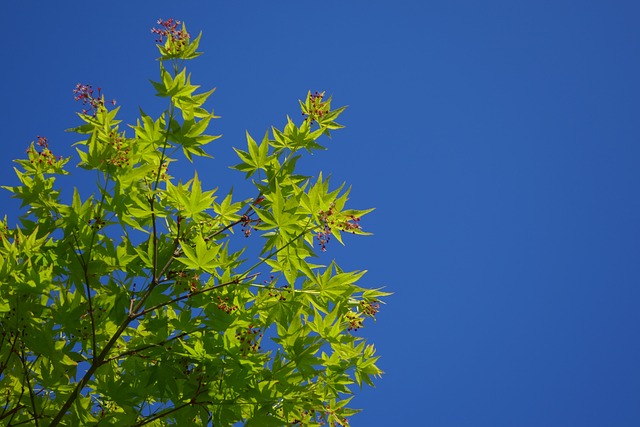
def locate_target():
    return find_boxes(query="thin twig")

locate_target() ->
[156,216,181,283]
[0,330,17,380]
[132,400,192,427]
[136,273,260,318]
[237,217,315,281]
[0,404,26,422]
[82,268,97,360]
[103,330,192,363]
[19,347,38,427]
[83,173,111,359]
[150,197,159,282]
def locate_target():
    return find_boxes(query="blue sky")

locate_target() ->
[3,1,640,425]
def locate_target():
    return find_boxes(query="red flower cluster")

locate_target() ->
[235,324,262,356]
[167,270,201,293]
[103,130,130,168]
[360,300,380,317]
[338,214,362,234]
[344,311,364,332]
[240,214,252,237]
[303,91,328,124]
[317,203,335,251]
[240,214,261,238]
[267,285,291,302]
[87,216,105,230]
[316,203,363,251]
[215,295,238,314]
[151,18,189,46]
[26,136,63,166]
[36,135,48,148]
[73,84,116,116]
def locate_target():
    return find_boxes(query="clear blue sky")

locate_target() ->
[3,1,640,426]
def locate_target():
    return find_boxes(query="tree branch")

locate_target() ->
[66,230,99,358]
[82,268,97,360]
[135,274,260,318]
[132,400,192,427]
[0,403,26,422]
[0,330,18,379]
[83,173,111,359]
[48,307,138,426]
[18,347,38,427]
[103,330,192,363]
[156,215,182,283]
[237,217,315,280]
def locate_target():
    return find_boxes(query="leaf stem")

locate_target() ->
[150,197,159,282]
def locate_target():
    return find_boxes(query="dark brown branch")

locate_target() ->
[103,330,191,363]
[0,329,18,379]
[136,273,260,318]
[133,368,210,427]
[0,330,5,360]
[133,237,181,320]
[68,230,98,359]
[0,404,26,422]
[9,415,41,426]
[236,218,314,280]
[200,188,269,249]
[83,174,112,359]
[10,359,26,425]
[48,307,139,425]
[18,347,38,427]
[0,329,21,421]
[132,400,192,427]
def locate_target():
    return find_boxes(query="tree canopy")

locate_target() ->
[0,19,387,426]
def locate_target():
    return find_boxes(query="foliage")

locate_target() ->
[0,19,388,426]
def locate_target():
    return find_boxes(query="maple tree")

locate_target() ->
[0,19,387,426]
